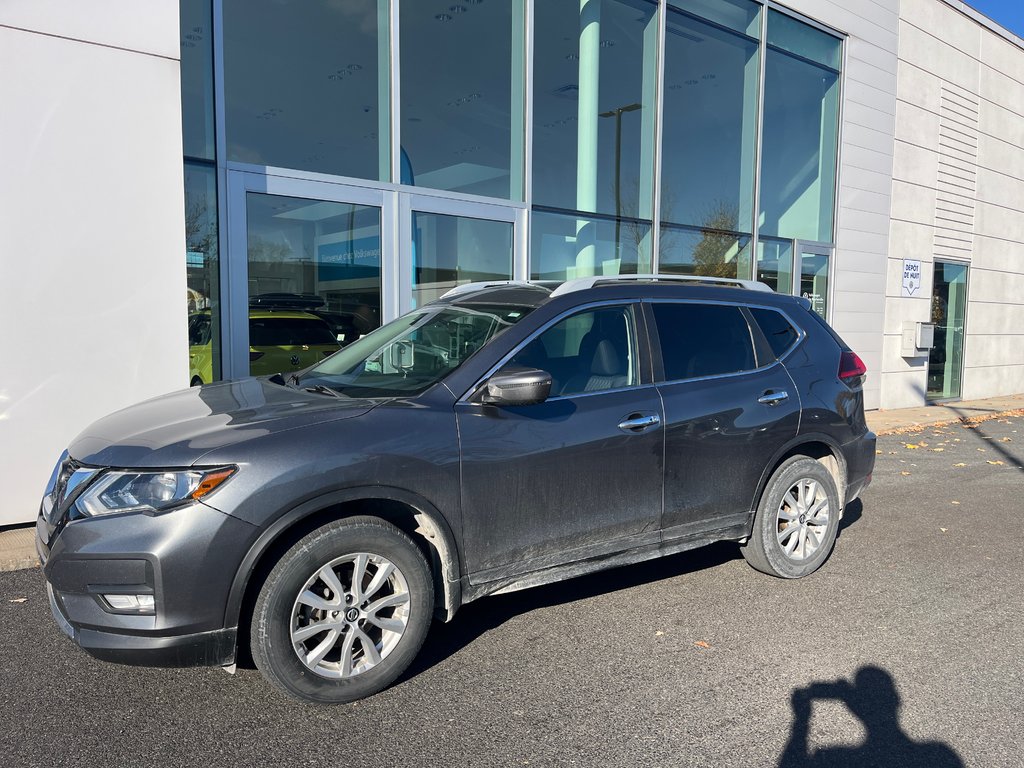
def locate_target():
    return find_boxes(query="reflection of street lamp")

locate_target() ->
[599,102,642,258]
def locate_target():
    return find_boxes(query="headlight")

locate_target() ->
[74,467,236,518]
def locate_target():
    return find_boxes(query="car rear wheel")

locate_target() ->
[742,456,841,579]
[251,516,433,704]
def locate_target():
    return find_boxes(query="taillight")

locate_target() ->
[250,350,265,362]
[839,350,867,384]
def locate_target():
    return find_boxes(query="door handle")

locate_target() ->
[758,390,790,406]
[618,413,661,433]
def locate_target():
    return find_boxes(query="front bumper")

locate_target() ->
[38,495,259,668]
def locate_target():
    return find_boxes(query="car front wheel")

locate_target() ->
[251,516,434,703]
[742,456,841,579]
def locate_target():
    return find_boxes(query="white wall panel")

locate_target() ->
[0,21,185,525]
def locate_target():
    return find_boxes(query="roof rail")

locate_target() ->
[549,273,772,297]
[440,280,541,300]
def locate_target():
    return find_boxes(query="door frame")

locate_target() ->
[793,239,836,322]
[221,164,528,379]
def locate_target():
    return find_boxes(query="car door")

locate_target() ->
[647,300,801,541]
[456,302,664,583]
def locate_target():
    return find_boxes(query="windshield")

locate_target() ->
[299,303,533,397]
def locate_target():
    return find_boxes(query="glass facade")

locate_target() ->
[928,261,968,400]
[179,0,845,381]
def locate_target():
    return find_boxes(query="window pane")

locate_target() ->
[756,236,793,293]
[799,250,830,318]
[412,213,513,306]
[224,0,390,181]
[652,303,755,380]
[509,306,637,396]
[668,0,760,36]
[661,4,759,233]
[750,308,799,358]
[927,261,968,400]
[759,20,840,243]
[180,0,215,160]
[400,1,525,199]
[659,225,751,279]
[531,209,651,281]
[185,163,220,384]
[767,11,842,71]
[533,0,659,218]
[245,193,382,375]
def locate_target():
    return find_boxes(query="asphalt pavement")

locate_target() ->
[1,417,1021,767]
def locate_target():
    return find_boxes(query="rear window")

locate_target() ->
[652,303,756,380]
[750,308,800,358]
[250,317,338,347]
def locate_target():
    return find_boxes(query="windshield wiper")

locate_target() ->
[303,384,347,399]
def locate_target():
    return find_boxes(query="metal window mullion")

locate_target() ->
[750,3,768,285]
[390,0,401,184]
[650,0,667,274]
[522,0,534,279]
[211,0,241,380]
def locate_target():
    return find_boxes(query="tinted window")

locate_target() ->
[508,306,637,397]
[751,308,799,358]
[652,303,755,380]
[249,317,339,347]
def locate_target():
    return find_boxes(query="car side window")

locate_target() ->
[506,305,638,397]
[652,302,756,381]
[750,307,800,359]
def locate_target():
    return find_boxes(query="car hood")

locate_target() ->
[69,378,378,468]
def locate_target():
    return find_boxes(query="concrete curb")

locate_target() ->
[0,526,39,573]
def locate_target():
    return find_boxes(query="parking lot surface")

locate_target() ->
[1,417,1021,767]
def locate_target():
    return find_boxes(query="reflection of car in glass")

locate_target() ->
[188,310,340,385]
[40,276,874,706]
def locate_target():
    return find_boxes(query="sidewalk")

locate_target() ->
[3,392,1022,573]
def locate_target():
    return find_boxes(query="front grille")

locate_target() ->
[42,456,89,526]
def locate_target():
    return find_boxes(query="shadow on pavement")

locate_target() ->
[947,405,1024,472]
[410,501,865,678]
[778,666,963,768]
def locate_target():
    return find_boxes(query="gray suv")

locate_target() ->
[37,275,875,704]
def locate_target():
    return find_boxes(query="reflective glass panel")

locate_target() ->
[180,0,215,160]
[185,163,220,384]
[756,236,793,294]
[799,248,830,318]
[661,5,759,233]
[659,225,751,279]
[533,0,659,218]
[400,1,525,199]
[224,0,390,181]
[928,261,968,400]
[767,11,842,70]
[412,213,513,306]
[245,193,382,375]
[652,303,756,380]
[759,13,841,243]
[531,209,651,281]
[668,0,760,36]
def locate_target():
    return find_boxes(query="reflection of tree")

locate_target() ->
[247,235,294,264]
[185,193,216,258]
[691,201,740,278]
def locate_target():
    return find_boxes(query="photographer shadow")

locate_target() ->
[779,666,963,768]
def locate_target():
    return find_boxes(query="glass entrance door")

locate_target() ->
[404,194,524,308]
[928,261,968,401]
[224,172,392,379]
[794,241,833,320]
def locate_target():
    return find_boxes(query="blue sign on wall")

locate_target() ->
[317,237,381,282]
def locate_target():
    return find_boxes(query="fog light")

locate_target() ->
[102,594,155,613]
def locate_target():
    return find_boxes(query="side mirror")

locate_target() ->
[481,367,552,406]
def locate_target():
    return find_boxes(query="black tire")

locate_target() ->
[742,456,841,579]
[251,516,434,704]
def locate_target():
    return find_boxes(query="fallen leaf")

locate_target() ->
[9,598,27,604]
[953,463,967,467]
[655,630,665,637]
[932,448,944,452]
[987,460,1005,465]
[876,450,883,455]
[904,443,919,449]
[977,448,987,452]
[694,640,711,649]
[900,471,911,476]
[940,527,948,532]
[1001,437,1012,443]
[951,501,961,505]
